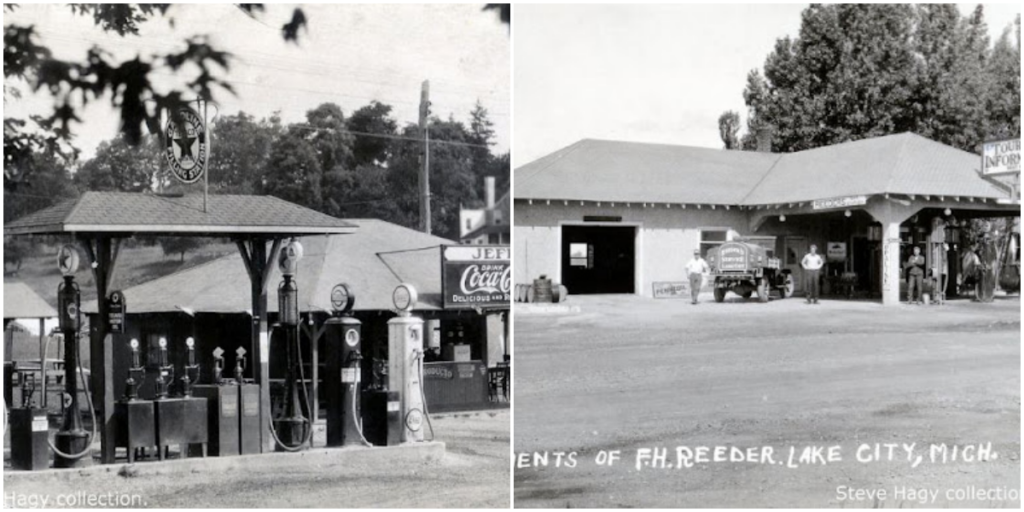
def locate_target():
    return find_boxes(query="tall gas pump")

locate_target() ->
[388,283,431,443]
[271,239,312,451]
[52,244,95,468]
[324,283,370,447]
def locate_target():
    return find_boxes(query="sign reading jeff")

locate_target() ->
[442,245,510,309]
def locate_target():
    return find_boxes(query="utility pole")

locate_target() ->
[419,80,431,234]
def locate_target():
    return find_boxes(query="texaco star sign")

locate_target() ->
[164,107,208,184]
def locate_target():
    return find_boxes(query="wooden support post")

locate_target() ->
[238,237,282,453]
[82,235,117,464]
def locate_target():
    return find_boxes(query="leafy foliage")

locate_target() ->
[735,4,1021,154]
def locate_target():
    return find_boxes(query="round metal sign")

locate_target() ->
[130,339,140,349]
[345,329,360,347]
[164,107,208,184]
[330,283,354,313]
[393,283,418,312]
[406,409,423,432]
[57,244,79,276]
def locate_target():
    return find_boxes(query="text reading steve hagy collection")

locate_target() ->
[516,443,998,470]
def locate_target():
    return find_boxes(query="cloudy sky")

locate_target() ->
[514,3,1020,166]
[4,4,510,161]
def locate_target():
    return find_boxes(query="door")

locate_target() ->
[561,225,636,294]
[784,236,808,294]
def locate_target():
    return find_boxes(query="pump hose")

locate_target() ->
[350,379,373,447]
[412,350,435,442]
[267,324,314,452]
[47,332,98,461]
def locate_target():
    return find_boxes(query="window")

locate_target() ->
[699,230,728,258]
[465,218,472,231]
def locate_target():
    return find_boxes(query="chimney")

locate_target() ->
[485,176,496,209]
[755,127,773,153]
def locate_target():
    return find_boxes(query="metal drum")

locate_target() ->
[533,277,553,303]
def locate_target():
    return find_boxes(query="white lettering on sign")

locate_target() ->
[813,196,868,210]
[387,401,400,412]
[460,264,512,295]
[341,368,359,384]
[444,245,511,262]
[32,418,48,432]
[982,139,1021,176]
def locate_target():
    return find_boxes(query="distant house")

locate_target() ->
[460,176,510,245]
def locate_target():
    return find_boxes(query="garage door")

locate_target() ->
[561,225,636,294]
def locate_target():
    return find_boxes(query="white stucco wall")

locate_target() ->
[514,201,746,296]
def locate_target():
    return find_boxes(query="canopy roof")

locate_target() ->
[4,192,356,236]
[82,219,454,315]
[3,281,58,319]
[515,133,1009,206]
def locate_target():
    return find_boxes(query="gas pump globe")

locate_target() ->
[392,283,418,316]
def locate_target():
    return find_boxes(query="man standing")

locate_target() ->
[686,249,710,305]
[801,244,824,304]
[905,245,925,304]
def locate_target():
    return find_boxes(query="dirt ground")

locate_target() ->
[5,410,510,508]
[513,295,1021,508]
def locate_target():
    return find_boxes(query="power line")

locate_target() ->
[281,123,493,149]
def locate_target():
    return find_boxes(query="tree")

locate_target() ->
[4,4,307,192]
[348,101,398,167]
[717,111,741,149]
[297,103,355,174]
[738,4,1019,154]
[468,100,496,172]
[75,134,163,192]
[3,151,77,221]
[262,132,322,210]
[205,112,283,195]
[159,237,205,262]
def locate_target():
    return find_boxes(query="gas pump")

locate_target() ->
[154,338,174,400]
[181,338,199,397]
[270,239,312,451]
[10,351,47,470]
[51,244,96,468]
[115,338,155,463]
[324,283,371,447]
[387,283,432,443]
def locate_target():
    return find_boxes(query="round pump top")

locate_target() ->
[130,339,139,349]
[392,283,418,314]
[330,283,355,314]
[186,337,195,348]
[278,239,304,276]
[159,337,167,348]
[57,244,80,276]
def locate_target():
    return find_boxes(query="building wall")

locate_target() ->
[514,201,746,296]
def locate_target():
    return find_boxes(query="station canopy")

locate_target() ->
[4,191,356,237]
[82,219,453,315]
[514,132,1009,206]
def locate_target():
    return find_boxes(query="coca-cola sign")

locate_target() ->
[442,245,510,309]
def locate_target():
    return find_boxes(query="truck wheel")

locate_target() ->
[741,290,752,299]
[781,275,795,299]
[757,278,769,302]
[713,288,726,303]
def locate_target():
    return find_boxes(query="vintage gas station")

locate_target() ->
[3,104,510,472]
[514,133,1020,305]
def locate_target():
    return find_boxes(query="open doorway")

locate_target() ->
[561,225,636,294]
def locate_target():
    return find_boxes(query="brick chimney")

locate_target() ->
[756,127,773,153]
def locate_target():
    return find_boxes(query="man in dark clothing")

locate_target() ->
[905,246,925,304]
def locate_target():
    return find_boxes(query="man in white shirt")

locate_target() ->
[686,249,710,304]
[801,244,824,304]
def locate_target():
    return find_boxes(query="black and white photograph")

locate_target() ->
[512,3,1020,508]
[3,3,510,508]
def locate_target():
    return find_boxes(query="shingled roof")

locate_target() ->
[82,219,454,315]
[515,133,1007,206]
[4,192,356,236]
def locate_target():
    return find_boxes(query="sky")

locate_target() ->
[3,4,510,161]
[513,3,1021,167]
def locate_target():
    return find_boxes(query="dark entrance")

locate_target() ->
[561,225,635,294]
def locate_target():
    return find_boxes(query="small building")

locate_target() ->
[514,133,1019,305]
[460,177,510,245]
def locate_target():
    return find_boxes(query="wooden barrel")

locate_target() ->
[557,284,569,302]
[551,282,563,303]
[533,277,553,303]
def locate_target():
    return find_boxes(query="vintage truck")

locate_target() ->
[706,236,794,302]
